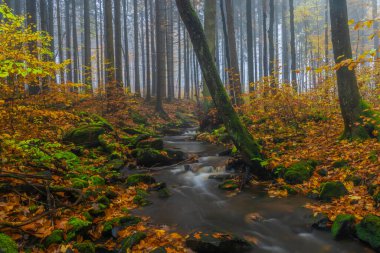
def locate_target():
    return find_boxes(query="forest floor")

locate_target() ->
[1,90,380,252]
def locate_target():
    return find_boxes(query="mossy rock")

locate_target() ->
[45,230,64,247]
[103,216,141,236]
[125,174,156,187]
[63,124,106,147]
[345,175,362,186]
[104,159,125,171]
[120,232,147,251]
[88,203,108,217]
[332,159,349,168]
[356,215,380,251]
[136,138,164,150]
[89,176,105,186]
[319,181,348,201]
[133,189,151,206]
[131,148,172,167]
[122,134,151,147]
[66,217,92,241]
[317,168,328,177]
[73,240,95,253]
[281,185,297,195]
[97,196,111,206]
[0,233,18,253]
[98,134,117,153]
[71,178,89,189]
[331,214,355,239]
[284,160,317,185]
[122,127,148,135]
[185,232,253,253]
[219,180,239,191]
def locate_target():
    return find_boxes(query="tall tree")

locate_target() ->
[57,0,64,83]
[268,0,275,88]
[176,0,268,179]
[225,0,242,105]
[71,0,79,84]
[134,0,141,95]
[203,0,216,102]
[155,0,166,114]
[247,0,254,92]
[65,0,72,83]
[262,0,268,78]
[282,0,289,83]
[103,0,115,91]
[289,0,297,90]
[83,0,92,90]
[114,0,123,87]
[373,0,379,58]
[330,0,378,139]
[166,0,174,102]
[26,0,40,95]
[123,0,131,88]
[144,0,151,100]
[324,0,329,65]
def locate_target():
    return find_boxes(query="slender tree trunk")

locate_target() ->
[268,0,275,88]
[176,0,268,179]
[104,0,115,94]
[72,0,79,84]
[262,0,268,79]
[83,0,92,91]
[166,0,174,102]
[289,0,297,90]
[123,0,131,88]
[178,13,182,99]
[247,0,254,92]
[57,0,64,83]
[373,0,379,58]
[330,0,377,139]
[150,0,156,96]
[144,0,151,100]
[155,0,166,114]
[134,0,141,95]
[114,0,123,88]
[282,0,289,83]
[26,0,40,95]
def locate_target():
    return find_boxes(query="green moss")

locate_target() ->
[218,180,239,191]
[281,185,297,195]
[331,214,355,239]
[68,217,92,232]
[356,215,380,251]
[136,138,164,150]
[73,241,95,253]
[133,189,151,206]
[89,176,105,186]
[104,159,125,171]
[125,174,156,186]
[45,230,64,247]
[83,212,93,221]
[130,111,148,125]
[0,233,18,253]
[102,216,141,234]
[284,160,317,185]
[319,181,348,201]
[332,159,349,168]
[131,148,171,167]
[120,232,147,251]
[97,196,110,206]
[63,124,106,147]
[71,178,89,189]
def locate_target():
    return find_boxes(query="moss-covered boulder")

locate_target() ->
[218,180,239,191]
[284,160,317,185]
[136,138,164,150]
[0,233,18,253]
[73,240,95,253]
[120,232,147,251]
[356,215,380,251]
[345,175,362,186]
[185,232,253,253]
[98,134,117,153]
[133,189,152,206]
[104,159,125,171]
[331,214,355,239]
[131,148,171,167]
[125,174,156,186]
[122,127,148,135]
[45,230,64,247]
[319,181,348,201]
[332,159,349,168]
[103,216,141,237]
[63,124,107,147]
[66,217,92,241]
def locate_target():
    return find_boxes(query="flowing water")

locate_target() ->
[135,129,374,253]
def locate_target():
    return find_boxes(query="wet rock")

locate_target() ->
[356,215,380,251]
[311,213,331,231]
[218,180,239,191]
[136,138,164,150]
[63,124,107,147]
[218,149,232,157]
[119,232,147,252]
[125,174,156,187]
[208,174,234,181]
[319,181,348,201]
[331,214,355,239]
[284,160,318,185]
[185,232,253,253]
[148,182,167,191]
[131,148,170,167]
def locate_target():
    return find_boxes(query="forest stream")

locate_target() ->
[130,129,375,253]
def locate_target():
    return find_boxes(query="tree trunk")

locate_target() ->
[114,0,123,88]
[72,0,79,84]
[166,0,174,102]
[176,0,268,179]
[330,0,378,139]
[155,0,166,114]
[103,0,115,94]
[247,0,254,92]
[225,0,242,105]
[268,0,275,88]
[282,0,289,83]
[373,0,379,58]
[289,0,297,90]
[83,0,92,91]
[57,0,64,83]
[178,13,182,99]
[144,0,151,100]
[26,0,40,95]
[123,0,131,88]
[203,0,216,99]
[134,0,141,95]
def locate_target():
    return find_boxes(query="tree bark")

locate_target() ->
[282,0,289,83]
[176,0,268,179]
[373,0,379,58]
[289,0,297,90]
[247,0,254,92]
[103,0,115,93]
[123,0,131,88]
[330,0,378,139]
[144,0,151,100]
[134,0,141,95]
[83,0,92,91]
[268,0,275,88]
[155,0,166,114]
[114,0,123,88]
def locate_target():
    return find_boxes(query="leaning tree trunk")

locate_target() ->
[330,0,379,140]
[175,0,269,179]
